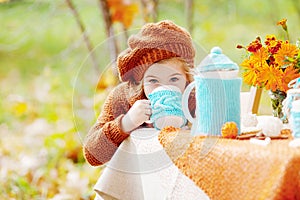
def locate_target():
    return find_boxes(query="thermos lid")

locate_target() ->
[196,46,239,72]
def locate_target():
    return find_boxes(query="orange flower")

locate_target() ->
[221,122,238,139]
[237,19,300,93]
[251,47,269,64]
[274,42,299,67]
[265,34,282,54]
[246,37,262,53]
[265,34,277,47]
[241,48,269,86]
[277,18,288,31]
[281,66,300,91]
[258,65,283,91]
[241,59,258,86]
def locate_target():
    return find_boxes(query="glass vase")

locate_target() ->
[268,90,287,123]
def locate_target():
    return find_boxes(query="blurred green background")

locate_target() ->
[1,0,299,199]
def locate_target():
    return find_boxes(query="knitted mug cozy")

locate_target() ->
[148,86,187,130]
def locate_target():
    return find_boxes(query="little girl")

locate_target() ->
[83,20,196,167]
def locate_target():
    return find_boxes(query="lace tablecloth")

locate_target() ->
[94,128,209,200]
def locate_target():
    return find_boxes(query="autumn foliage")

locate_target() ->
[107,0,139,28]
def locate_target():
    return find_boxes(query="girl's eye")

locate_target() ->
[149,79,158,84]
[170,77,179,82]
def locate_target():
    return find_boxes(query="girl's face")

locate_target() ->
[143,59,187,97]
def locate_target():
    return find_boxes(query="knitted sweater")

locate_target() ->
[83,82,195,166]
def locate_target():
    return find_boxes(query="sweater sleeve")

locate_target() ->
[83,84,131,166]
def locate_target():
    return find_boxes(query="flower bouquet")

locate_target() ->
[237,19,300,121]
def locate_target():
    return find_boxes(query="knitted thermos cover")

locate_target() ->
[194,77,241,135]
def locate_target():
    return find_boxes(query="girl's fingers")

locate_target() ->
[140,99,151,104]
[140,100,151,109]
[145,108,152,116]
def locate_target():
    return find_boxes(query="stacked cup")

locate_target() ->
[291,100,300,139]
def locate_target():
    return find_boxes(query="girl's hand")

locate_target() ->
[121,100,152,133]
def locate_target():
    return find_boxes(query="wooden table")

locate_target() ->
[158,129,300,200]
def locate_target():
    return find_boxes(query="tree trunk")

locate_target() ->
[140,0,159,22]
[185,0,194,34]
[65,0,99,73]
[98,0,119,61]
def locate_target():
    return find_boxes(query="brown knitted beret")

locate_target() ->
[117,20,195,82]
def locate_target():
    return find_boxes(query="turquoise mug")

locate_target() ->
[148,85,187,130]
